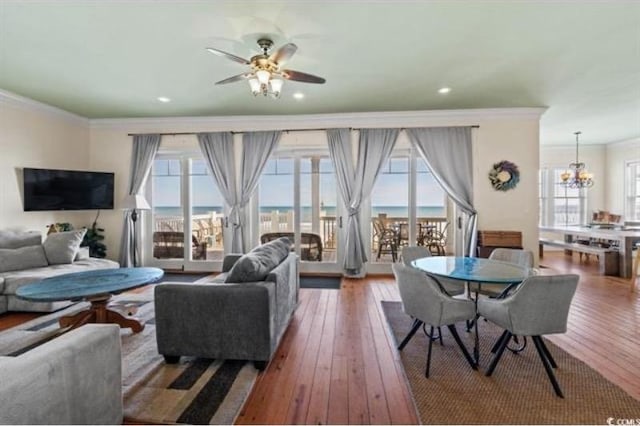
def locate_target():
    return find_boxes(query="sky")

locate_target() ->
[152,158,446,208]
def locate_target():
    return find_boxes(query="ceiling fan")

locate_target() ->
[206,38,326,98]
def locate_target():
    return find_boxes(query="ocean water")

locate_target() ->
[155,206,445,220]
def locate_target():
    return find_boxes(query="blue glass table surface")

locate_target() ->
[411,256,531,284]
[16,267,164,302]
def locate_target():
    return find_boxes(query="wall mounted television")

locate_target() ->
[23,168,115,211]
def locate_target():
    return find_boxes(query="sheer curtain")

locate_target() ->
[406,127,477,256]
[119,134,162,266]
[197,132,241,251]
[238,131,281,252]
[328,128,399,275]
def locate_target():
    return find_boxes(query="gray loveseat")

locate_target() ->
[155,238,299,370]
[0,230,119,313]
[0,324,123,424]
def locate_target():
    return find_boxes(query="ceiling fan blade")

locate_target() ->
[206,47,250,65]
[215,73,250,85]
[269,43,298,65]
[282,69,326,84]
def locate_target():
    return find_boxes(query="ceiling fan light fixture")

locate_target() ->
[269,78,283,97]
[256,70,271,86]
[248,78,261,96]
[208,38,325,100]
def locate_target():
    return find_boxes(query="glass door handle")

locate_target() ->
[338,216,343,228]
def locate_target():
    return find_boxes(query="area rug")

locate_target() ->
[0,285,258,425]
[381,301,640,425]
[300,275,342,289]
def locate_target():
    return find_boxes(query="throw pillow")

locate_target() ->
[225,237,292,283]
[0,230,42,249]
[0,245,49,273]
[43,229,87,265]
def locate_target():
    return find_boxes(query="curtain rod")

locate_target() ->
[127,125,480,137]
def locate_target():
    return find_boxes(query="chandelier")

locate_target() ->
[560,131,594,189]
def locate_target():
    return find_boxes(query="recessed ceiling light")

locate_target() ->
[438,87,451,94]
[157,96,171,103]
[293,92,305,100]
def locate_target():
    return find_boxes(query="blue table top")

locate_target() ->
[16,267,164,302]
[411,256,531,284]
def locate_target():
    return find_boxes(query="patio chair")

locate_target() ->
[478,274,579,397]
[153,231,207,260]
[423,222,449,256]
[260,232,323,261]
[373,218,398,262]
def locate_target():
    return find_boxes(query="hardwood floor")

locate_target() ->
[0,251,638,424]
[237,252,640,424]
[236,278,419,425]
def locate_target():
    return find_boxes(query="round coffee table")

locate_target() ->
[16,267,163,333]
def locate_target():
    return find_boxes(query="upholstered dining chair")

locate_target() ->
[470,248,535,298]
[400,246,465,296]
[478,274,579,397]
[392,263,477,378]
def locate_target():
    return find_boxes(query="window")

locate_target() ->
[539,168,587,226]
[626,161,640,221]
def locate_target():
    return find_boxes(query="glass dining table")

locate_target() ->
[411,256,533,363]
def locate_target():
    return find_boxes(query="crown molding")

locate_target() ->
[0,88,89,126]
[606,136,640,149]
[89,107,547,131]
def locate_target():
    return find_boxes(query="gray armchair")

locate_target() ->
[470,248,534,297]
[392,263,477,377]
[400,246,465,297]
[478,274,579,397]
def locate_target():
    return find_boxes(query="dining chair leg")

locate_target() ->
[491,330,510,354]
[398,319,423,350]
[438,326,444,346]
[447,324,477,370]
[486,330,511,376]
[533,336,558,368]
[425,326,434,378]
[532,335,564,398]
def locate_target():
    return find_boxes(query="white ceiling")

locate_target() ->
[0,1,639,145]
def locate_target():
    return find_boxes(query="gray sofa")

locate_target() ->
[0,230,119,313]
[0,324,123,424]
[155,242,299,370]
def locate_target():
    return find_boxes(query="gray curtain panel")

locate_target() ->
[237,131,281,253]
[197,132,242,252]
[119,134,162,267]
[406,127,478,256]
[328,128,399,275]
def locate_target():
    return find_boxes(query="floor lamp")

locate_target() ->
[122,194,151,267]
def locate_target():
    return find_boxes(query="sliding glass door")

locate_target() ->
[367,148,448,271]
[256,153,342,273]
[146,154,226,271]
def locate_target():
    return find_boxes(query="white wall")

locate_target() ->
[605,138,640,216]
[0,93,93,233]
[89,108,544,264]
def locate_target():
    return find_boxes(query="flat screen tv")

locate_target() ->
[23,168,115,211]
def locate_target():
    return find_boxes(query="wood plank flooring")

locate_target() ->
[0,251,638,425]
[237,252,640,424]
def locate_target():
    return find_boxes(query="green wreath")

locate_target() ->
[489,160,520,191]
